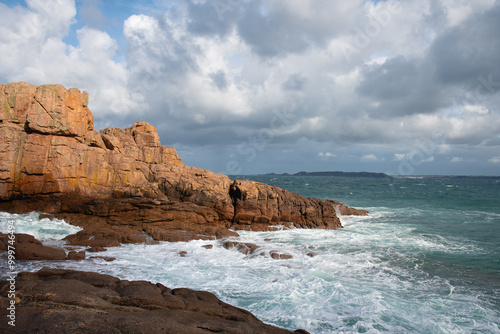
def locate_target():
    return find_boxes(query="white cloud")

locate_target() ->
[318,152,336,158]
[451,157,463,163]
[440,0,496,27]
[436,144,451,154]
[361,154,379,161]
[488,157,500,163]
[0,0,75,75]
[394,152,434,163]
[24,0,76,39]
[393,153,406,161]
[461,104,489,115]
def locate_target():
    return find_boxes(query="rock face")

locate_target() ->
[0,82,365,244]
[0,269,306,334]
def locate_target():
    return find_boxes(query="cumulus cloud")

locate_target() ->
[237,1,364,58]
[430,3,500,86]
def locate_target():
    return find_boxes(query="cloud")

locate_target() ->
[461,104,489,115]
[237,1,364,58]
[318,152,336,158]
[282,73,307,91]
[186,0,239,37]
[107,0,500,175]
[361,154,380,161]
[430,3,500,86]
[451,157,463,163]
[208,70,229,91]
[488,157,500,163]
[393,153,406,161]
[78,0,107,29]
[394,153,434,163]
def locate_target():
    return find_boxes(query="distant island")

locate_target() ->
[265,171,392,178]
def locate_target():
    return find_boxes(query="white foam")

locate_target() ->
[0,211,82,242]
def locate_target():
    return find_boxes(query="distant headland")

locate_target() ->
[264,171,393,178]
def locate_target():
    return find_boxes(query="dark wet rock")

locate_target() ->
[89,256,116,262]
[86,246,107,252]
[66,250,85,261]
[270,251,294,260]
[222,241,260,255]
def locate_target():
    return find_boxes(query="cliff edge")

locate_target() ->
[0,82,366,245]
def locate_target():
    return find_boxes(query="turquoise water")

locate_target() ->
[1,175,499,333]
[238,175,500,332]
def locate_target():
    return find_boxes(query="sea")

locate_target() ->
[1,175,499,334]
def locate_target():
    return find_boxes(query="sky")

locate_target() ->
[0,0,499,176]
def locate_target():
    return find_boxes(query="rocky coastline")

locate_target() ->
[0,82,367,333]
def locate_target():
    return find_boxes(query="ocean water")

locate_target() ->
[1,176,499,333]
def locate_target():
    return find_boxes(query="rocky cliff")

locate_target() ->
[0,82,366,245]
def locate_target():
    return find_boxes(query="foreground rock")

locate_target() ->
[0,233,68,260]
[0,269,307,334]
[0,232,90,261]
[0,82,365,245]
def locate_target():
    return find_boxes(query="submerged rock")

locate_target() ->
[270,251,294,260]
[222,241,260,255]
